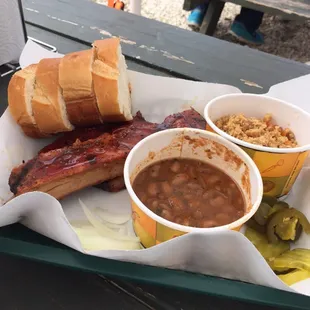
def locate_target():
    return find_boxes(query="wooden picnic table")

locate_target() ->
[184,0,310,35]
[1,0,310,309]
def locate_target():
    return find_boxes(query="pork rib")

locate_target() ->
[9,109,206,199]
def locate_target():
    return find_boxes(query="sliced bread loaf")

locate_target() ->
[32,58,74,134]
[8,64,44,138]
[59,49,102,126]
[92,38,132,122]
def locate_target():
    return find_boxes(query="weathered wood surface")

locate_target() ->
[22,0,310,94]
[184,0,310,19]
[200,0,225,35]
[226,0,310,19]
[183,0,203,10]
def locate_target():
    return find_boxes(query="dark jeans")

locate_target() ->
[235,8,264,33]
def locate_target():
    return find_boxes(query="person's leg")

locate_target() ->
[235,8,264,33]
[230,7,264,45]
[187,1,209,30]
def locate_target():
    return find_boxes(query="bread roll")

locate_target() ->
[8,64,44,138]
[32,58,74,134]
[92,38,132,122]
[59,49,102,126]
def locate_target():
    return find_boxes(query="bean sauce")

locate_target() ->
[133,158,245,228]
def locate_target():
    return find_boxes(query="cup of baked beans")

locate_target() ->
[204,93,310,198]
[124,128,263,248]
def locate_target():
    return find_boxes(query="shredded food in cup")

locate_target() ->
[215,113,297,148]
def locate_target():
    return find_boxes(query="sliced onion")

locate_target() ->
[70,220,92,229]
[94,208,131,225]
[78,199,140,243]
[73,226,141,251]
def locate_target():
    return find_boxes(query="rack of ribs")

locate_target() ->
[9,109,206,200]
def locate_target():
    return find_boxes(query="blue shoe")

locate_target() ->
[229,21,264,45]
[187,4,208,30]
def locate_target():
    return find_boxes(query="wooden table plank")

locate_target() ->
[200,0,225,35]
[22,0,310,94]
[26,24,173,78]
[184,0,310,19]
[0,24,173,115]
[225,0,310,19]
[186,0,310,36]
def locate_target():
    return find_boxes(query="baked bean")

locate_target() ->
[201,219,217,228]
[133,158,245,229]
[158,193,165,200]
[151,200,159,209]
[189,201,200,209]
[187,182,202,191]
[159,203,170,210]
[172,173,189,186]
[207,174,221,186]
[209,194,226,207]
[150,165,160,178]
[138,192,148,204]
[193,210,203,219]
[184,194,194,201]
[215,213,230,224]
[147,183,160,196]
[215,185,221,191]
[202,190,217,200]
[229,182,237,189]
[174,217,182,224]
[224,204,236,215]
[170,160,181,173]
[181,218,190,226]
[161,181,173,196]
[188,166,197,178]
[161,209,173,221]
[197,175,206,189]
[168,196,185,211]
[146,198,157,208]
[236,210,244,217]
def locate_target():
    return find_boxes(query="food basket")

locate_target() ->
[0,41,310,309]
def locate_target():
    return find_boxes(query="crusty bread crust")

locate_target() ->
[32,58,74,134]
[92,38,132,122]
[8,64,44,138]
[8,38,132,137]
[59,49,102,126]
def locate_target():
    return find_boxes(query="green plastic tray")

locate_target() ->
[0,224,309,309]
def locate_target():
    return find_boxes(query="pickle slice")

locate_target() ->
[275,217,299,242]
[273,249,310,272]
[262,196,277,207]
[267,208,310,244]
[254,202,271,226]
[267,201,289,218]
[245,228,289,260]
[278,269,310,286]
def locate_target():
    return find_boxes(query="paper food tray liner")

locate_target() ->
[1,40,310,296]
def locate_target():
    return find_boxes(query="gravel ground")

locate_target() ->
[95,0,310,63]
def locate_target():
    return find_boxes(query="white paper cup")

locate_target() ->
[204,94,310,197]
[124,128,263,248]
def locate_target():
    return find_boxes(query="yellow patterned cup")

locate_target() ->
[124,128,263,248]
[204,94,310,198]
